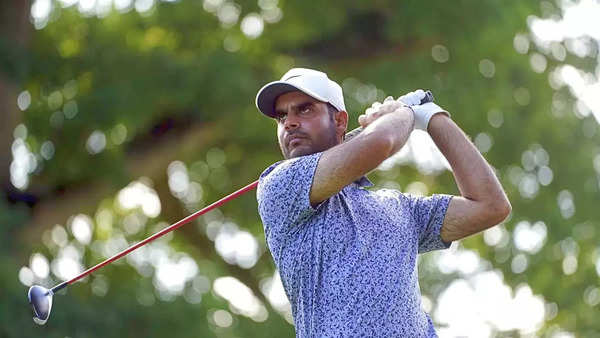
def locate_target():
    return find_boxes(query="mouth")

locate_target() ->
[289,137,304,147]
[287,135,307,148]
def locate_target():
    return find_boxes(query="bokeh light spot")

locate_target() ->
[241,13,264,39]
[69,214,94,245]
[511,254,528,273]
[513,33,530,54]
[487,109,504,128]
[51,224,69,247]
[13,124,27,140]
[557,190,575,219]
[479,59,496,78]
[213,276,268,321]
[40,140,55,160]
[474,132,493,153]
[405,181,428,197]
[514,87,531,106]
[48,91,64,110]
[530,53,547,73]
[111,123,128,145]
[30,253,50,279]
[63,100,78,119]
[17,91,31,111]
[91,275,109,296]
[513,221,547,254]
[431,44,449,63]
[19,266,34,286]
[86,130,107,154]
[213,309,233,327]
[217,2,241,28]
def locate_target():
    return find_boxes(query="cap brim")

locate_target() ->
[255,81,328,118]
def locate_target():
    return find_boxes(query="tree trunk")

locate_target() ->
[1,0,31,194]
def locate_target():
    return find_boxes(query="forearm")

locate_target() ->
[363,106,414,158]
[428,114,509,206]
[310,107,413,205]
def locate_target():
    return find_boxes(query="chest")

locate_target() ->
[284,190,417,265]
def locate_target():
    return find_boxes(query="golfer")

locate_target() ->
[255,68,511,337]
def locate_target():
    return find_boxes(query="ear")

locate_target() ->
[334,110,348,138]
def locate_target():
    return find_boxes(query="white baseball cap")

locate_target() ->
[255,68,346,118]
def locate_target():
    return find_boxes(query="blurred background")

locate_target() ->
[1,0,599,337]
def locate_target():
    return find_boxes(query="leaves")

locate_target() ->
[2,0,599,336]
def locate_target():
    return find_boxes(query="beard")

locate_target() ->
[280,122,339,159]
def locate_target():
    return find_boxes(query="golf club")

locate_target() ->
[28,91,434,325]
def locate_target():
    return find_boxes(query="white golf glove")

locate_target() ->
[397,89,450,132]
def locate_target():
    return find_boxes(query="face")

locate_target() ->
[274,91,347,159]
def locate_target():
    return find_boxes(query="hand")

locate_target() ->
[397,89,450,131]
[358,96,408,128]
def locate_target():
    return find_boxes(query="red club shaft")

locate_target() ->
[64,180,259,286]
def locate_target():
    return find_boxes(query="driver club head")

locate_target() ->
[28,285,53,325]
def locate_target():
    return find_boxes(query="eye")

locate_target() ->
[299,104,313,115]
[275,113,286,123]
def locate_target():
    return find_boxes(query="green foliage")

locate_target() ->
[2,0,599,336]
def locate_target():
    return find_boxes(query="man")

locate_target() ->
[255,68,511,337]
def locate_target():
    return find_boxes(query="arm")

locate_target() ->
[309,106,414,206]
[427,113,512,242]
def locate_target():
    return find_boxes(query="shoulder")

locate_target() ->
[258,159,286,183]
[256,153,324,232]
[258,152,322,186]
[257,152,323,200]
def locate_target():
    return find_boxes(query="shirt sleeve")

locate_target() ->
[256,152,323,257]
[406,193,454,253]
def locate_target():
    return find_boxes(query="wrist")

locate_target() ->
[413,102,450,132]
[426,111,450,133]
[386,106,415,154]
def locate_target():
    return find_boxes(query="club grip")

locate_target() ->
[344,90,434,142]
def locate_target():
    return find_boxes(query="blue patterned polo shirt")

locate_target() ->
[257,151,453,337]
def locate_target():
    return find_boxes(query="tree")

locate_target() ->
[2,0,598,336]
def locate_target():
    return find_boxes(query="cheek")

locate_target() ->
[316,117,334,136]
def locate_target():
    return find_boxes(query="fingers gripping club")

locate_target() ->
[344,90,434,142]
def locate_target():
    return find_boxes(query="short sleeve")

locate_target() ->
[406,193,454,253]
[256,152,323,255]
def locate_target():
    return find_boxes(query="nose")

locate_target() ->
[283,113,300,130]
